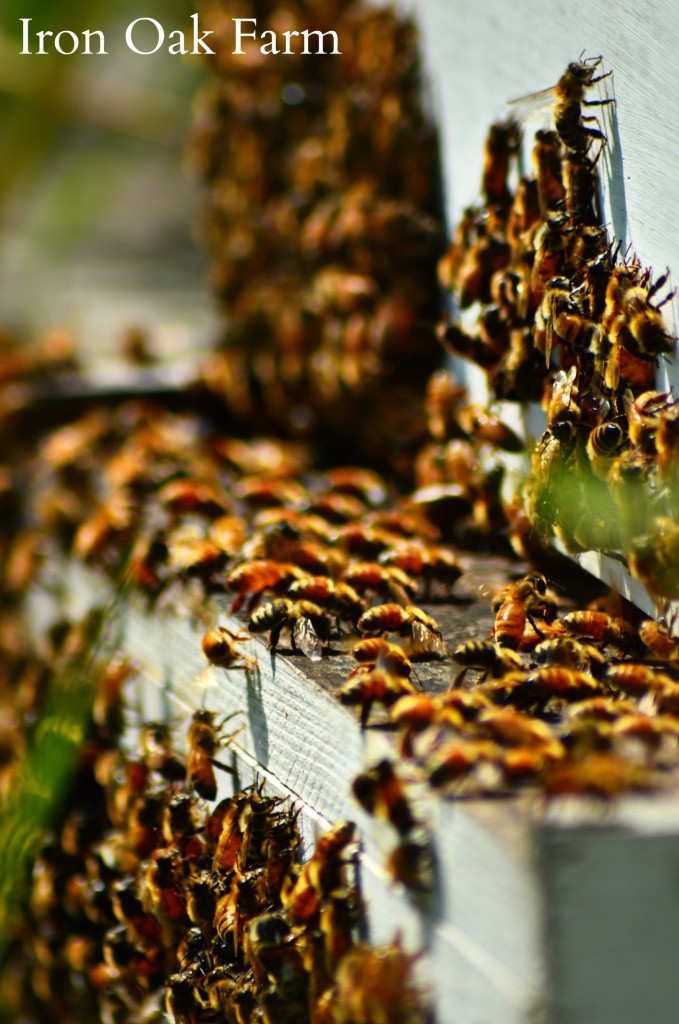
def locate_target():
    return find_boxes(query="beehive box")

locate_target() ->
[26,546,679,1024]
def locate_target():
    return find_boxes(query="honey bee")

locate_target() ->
[142,847,190,931]
[585,422,626,479]
[530,213,571,306]
[456,405,523,452]
[352,759,417,837]
[249,598,330,658]
[506,176,540,251]
[638,619,679,662]
[492,327,544,401]
[386,827,437,894]
[451,640,523,684]
[605,663,673,697]
[332,522,396,558]
[546,366,581,427]
[513,57,612,154]
[342,562,417,605]
[424,369,467,441]
[328,939,431,1024]
[562,610,636,647]
[201,626,258,671]
[186,710,234,802]
[288,576,364,625]
[563,149,601,226]
[427,738,502,788]
[627,517,679,604]
[492,573,549,649]
[532,128,565,217]
[283,821,356,926]
[351,637,413,676]
[141,722,186,784]
[618,269,676,359]
[323,466,389,507]
[534,636,607,676]
[542,753,659,797]
[355,604,446,660]
[524,666,602,701]
[379,543,462,599]
[435,319,502,369]
[481,119,521,209]
[225,559,303,614]
[340,668,417,728]
[456,227,511,308]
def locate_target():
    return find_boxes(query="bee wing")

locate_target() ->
[507,84,556,123]
[409,620,448,661]
[293,617,323,662]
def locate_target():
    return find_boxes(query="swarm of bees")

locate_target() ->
[191,0,443,474]
[0,615,432,1024]
[436,56,679,606]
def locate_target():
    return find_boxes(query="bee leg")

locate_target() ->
[582,96,615,107]
[268,622,285,652]
[208,757,235,776]
[450,667,468,688]
[359,699,374,730]
[526,611,545,639]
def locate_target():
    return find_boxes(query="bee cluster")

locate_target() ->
[437,57,679,603]
[192,0,442,473]
[0,615,432,1024]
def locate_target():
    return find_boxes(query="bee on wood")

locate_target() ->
[436,319,503,369]
[326,939,432,1024]
[562,610,636,647]
[288,576,365,626]
[351,637,413,677]
[379,542,462,600]
[492,573,549,649]
[225,559,304,614]
[534,636,607,676]
[481,119,521,210]
[456,405,524,452]
[282,821,356,924]
[352,759,418,837]
[141,722,186,784]
[340,668,417,728]
[322,466,389,507]
[542,752,659,797]
[201,626,258,671]
[451,639,523,684]
[532,128,565,217]
[627,517,679,604]
[512,57,613,154]
[564,149,601,226]
[342,562,418,605]
[186,710,235,802]
[638,620,679,662]
[387,827,437,894]
[249,598,331,659]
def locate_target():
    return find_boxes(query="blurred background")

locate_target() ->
[0,0,218,361]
